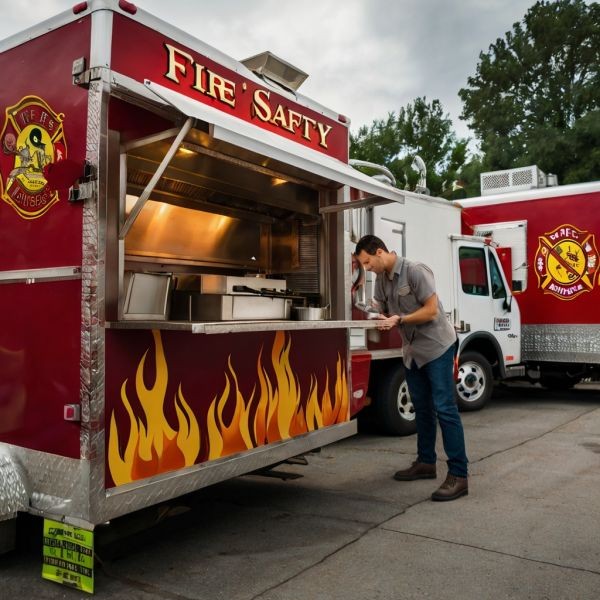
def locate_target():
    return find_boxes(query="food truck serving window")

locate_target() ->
[103,78,405,328]
[105,92,328,324]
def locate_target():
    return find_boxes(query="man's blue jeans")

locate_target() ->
[404,344,468,478]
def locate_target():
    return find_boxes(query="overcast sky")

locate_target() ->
[1,0,537,149]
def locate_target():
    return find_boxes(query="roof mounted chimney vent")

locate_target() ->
[241,51,308,92]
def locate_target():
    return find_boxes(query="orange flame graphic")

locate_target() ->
[108,331,200,486]
[108,330,348,486]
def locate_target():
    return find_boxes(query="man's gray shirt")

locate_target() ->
[374,255,457,368]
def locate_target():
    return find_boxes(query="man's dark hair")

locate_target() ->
[355,235,388,256]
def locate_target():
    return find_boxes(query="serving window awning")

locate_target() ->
[144,81,404,209]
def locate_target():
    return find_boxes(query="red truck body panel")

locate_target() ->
[0,280,82,457]
[0,19,89,269]
[0,19,91,458]
[461,188,600,326]
[110,14,349,162]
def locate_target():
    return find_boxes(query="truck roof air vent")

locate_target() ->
[241,51,308,92]
[480,165,554,196]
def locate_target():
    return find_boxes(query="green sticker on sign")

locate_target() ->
[42,519,94,594]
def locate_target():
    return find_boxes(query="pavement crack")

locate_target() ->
[249,505,411,600]
[378,529,600,577]
[471,405,600,464]
[248,403,600,600]
[249,494,442,600]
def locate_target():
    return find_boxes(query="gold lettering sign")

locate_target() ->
[163,43,333,149]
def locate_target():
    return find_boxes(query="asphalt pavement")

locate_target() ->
[2,382,600,599]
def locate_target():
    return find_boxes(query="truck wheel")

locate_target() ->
[455,351,493,411]
[374,365,417,436]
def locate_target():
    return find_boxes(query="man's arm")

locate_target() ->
[376,293,439,330]
[401,293,438,324]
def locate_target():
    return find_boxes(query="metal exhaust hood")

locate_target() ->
[241,51,308,92]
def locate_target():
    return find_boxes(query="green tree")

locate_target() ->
[350,97,469,197]
[459,0,600,184]
[455,154,485,197]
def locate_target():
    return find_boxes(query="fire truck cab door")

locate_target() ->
[453,239,521,366]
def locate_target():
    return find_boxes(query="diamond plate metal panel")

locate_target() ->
[84,80,111,525]
[93,421,356,523]
[2,444,88,520]
[0,447,29,521]
[522,324,600,363]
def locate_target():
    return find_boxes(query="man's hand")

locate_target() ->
[376,314,401,331]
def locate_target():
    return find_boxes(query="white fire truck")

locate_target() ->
[348,164,600,436]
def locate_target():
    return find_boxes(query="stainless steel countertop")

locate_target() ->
[105,319,381,334]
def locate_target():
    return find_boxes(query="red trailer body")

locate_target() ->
[0,19,90,459]
[1,0,400,557]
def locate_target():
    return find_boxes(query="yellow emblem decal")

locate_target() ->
[535,224,599,300]
[0,96,67,219]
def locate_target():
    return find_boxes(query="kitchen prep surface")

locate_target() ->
[105,319,382,334]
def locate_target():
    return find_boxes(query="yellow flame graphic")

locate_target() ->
[108,330,348,486]
[108,331,200,486]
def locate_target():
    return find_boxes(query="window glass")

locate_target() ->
[459,247,489,296]
[472,221,527,292]
[489,253,507,299]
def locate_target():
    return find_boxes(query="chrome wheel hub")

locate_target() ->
[397,380,416,421]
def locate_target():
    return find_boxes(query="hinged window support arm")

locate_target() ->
[119,116,194,240]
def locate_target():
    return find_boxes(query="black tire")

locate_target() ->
[374,364,417,436]
[539,373,581,390]
[455,351,493,411]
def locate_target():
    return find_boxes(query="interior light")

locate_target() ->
[271,177,287,186]
[125,194,138,215]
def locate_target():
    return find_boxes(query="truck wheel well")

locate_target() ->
[460,337,502,377]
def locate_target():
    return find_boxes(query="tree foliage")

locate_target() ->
[350,97,469,196]
[459,0,600,184]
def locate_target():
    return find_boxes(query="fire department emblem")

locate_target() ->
[0,96,67,219]
[535,224,599,300]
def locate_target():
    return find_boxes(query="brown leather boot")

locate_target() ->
[431,473,468,501]
[393,461,437,481]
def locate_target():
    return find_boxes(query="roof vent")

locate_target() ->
[241,51,308,92]
[480,165,552,196]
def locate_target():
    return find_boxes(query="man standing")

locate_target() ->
[355,235,468,501]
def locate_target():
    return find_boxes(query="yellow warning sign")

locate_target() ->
[42,519,94,594]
